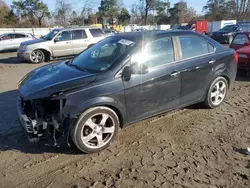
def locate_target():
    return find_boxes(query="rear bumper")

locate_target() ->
[238,61,250,70]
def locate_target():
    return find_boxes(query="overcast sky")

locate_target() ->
[4,0,206,14]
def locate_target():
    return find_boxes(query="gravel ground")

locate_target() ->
[0,52,250,188]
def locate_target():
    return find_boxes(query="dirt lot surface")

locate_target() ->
[0,52,250,188]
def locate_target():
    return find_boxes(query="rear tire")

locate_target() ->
[70,107,119,153]
[30,50,45,63]
[203,77,228,109]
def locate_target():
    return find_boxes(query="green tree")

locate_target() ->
[202,0,250,21]
[12,0,50,26]
[155,0,170,24]
[98,0,119,25]
[4,9,19,26]
[118,8,131,25]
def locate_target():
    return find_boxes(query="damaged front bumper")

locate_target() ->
[17,97,41,142]
[17,96,66,144]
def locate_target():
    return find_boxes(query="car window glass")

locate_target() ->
[57,31,71,41]
[72,30,87,40]
[180,36,210,59]
[232,34,249,44]
[1,35,11,40]
[8,34,15,39]
[208,43,215,53]
[89,29,104,38]
[132,37,174,68]
[15,34,26,38]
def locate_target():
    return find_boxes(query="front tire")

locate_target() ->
[30,50,45,63]
[70,107,119,153]
[203,77,228,108]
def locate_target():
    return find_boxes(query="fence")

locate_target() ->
[0,28,54,38]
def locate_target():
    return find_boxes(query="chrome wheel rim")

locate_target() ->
[31,51,43,63]
[80,113,115,149]
[210,80,226,106]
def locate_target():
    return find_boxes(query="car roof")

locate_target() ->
[114,30,200,41]
[2,32,29,35]
[54,26,101,32]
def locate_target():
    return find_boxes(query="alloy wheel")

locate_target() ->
[210,80,227,106]
[80,113,115,149]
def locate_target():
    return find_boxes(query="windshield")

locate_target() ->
[219,25,238,32]
[42,29,59,40]
[71,37,136,72]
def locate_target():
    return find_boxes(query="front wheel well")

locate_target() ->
[35,49,51,62]
[103,105,124,128]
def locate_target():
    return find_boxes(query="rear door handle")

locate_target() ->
[66,41,71,44]
[170,71,180,77]
[209,60,216,64]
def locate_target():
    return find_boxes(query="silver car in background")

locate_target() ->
[18,26,106,63]
[0,33,35,51]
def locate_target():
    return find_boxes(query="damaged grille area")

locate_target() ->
[21,97,66,142]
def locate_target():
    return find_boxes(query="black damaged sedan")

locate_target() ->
[17,31,237,153]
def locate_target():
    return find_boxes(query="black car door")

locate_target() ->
[122,36,182,123]
[177,35,216,105]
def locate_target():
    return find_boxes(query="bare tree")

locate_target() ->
[55,0,72,26]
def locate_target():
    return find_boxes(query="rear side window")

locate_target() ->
[179,36,213,59]
[72,30,87,40]
[89,29,104,38]
[241,25,250,32]
[232,34,249,44]
[133,37,174,68]
[15,34,26,38]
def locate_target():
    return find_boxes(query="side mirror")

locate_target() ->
[54,37,60,43]
[121,66,132,81]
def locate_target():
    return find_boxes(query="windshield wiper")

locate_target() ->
[66,60,88,72]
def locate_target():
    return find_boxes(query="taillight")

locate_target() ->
[234,52,238,63]
[32,37,36,40]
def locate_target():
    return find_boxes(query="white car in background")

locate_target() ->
[0,33,36,51]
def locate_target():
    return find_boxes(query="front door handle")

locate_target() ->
[66,41,71,44]
[209,60,216,64]
[170,71,180,77]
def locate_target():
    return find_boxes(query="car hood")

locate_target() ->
[236,46,250,54]
[18,61,96,100]
[21,38,48,46]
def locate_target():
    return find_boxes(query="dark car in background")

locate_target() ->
[211,24,250,44]
[17,31,237,153]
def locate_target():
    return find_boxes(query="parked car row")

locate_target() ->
[17,30,238,153]
[0,33,36,51]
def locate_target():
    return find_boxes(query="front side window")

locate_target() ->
[132,37,174,68]
[89,29,105,38]
[232,34,249,45]
[180,36,212,59]
[70,37,136,72]
[56,31,71,41]
[72,30,87,40]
